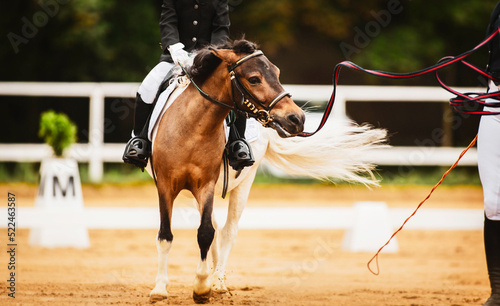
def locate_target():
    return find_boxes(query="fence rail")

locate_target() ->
[0,82,481,182]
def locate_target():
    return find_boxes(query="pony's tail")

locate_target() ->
[263,120,388,186]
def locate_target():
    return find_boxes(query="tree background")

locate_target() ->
[1,0,498,145]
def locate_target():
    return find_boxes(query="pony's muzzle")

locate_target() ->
[270,111,305,137]
[287,113,305,131]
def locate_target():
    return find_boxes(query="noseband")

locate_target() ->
[181,50,291,127]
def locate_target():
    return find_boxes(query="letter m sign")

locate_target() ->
[53,176,75,197]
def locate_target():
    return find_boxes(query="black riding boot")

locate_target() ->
[227,115,254,171]
[122,93,153,171]
[484,216,500,306]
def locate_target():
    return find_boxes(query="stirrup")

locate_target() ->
[122,136,151,171]
[227,138,255,171]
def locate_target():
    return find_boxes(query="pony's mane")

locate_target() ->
[186,39,259,84]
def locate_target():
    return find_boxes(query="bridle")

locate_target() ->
[180,50,291,127]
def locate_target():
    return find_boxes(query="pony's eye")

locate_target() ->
[248,76,261,85]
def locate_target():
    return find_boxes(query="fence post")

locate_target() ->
[333,92,348,121]
[88,85,105,182]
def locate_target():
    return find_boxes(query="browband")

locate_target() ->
[227,50,264,71]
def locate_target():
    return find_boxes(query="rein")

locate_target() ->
[300,27,500,137]
[180,50,291,127]
[179,49,291,199]
[316,29,500,275]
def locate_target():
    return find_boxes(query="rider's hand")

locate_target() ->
[168,43,190,66]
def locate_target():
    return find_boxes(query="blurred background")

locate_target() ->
[1,0,496,184]
[0,4,492,303]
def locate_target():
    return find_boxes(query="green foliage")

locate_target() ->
[0,163,39,183]
[2,0,499,84]
[351,0,496,74]
[2,0,160,82]
[38,111,77,157]
[0,162,481,185]
[229,0,499,84]
[375,166,481,186]
[79,163,153,184]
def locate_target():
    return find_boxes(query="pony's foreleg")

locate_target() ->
[210,213,220,276]
[193,191,216,303]
[213,168,258,292]
[150,193,174,302]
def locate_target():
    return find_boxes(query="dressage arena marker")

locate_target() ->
[367,135,478,275]
[29,158,89,248]
[342,201,398,253]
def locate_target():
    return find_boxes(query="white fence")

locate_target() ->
[0,82,480,182]
[2,206,484,230]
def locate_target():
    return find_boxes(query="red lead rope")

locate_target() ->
[299,28,500,137]
[297,28,500,274]
[366,134,478,275]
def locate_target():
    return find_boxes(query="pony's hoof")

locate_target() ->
[149,293,167,303]
[213,287,229,294]
[212,275,228,293]
[212,282,229,294]
[193,289,211,304]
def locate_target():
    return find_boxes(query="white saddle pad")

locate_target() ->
[148,77,187,141]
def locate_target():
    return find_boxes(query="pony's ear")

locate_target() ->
[210,48,238,65]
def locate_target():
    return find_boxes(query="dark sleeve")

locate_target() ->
[488,1,500,36]
[159,0,180,51]
[210,0,230,45]
[487,1,500,74]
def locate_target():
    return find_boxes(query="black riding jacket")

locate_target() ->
[159,0,230,62]
[487,1,500,76]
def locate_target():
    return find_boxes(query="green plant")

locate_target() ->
[38,110,77,157]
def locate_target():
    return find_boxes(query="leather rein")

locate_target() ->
[180,50,291,127]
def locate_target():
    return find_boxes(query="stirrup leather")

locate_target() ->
[227,138,255,171]
[122,136,151,171]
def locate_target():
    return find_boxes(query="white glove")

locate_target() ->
[168,42,190,66]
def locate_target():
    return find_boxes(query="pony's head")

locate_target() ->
[188,39,305,137]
